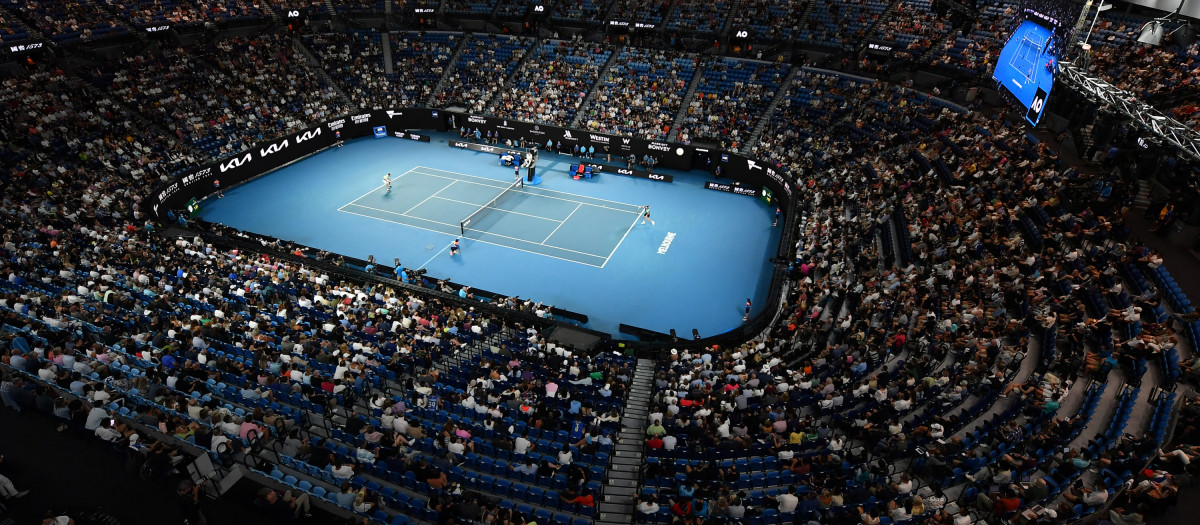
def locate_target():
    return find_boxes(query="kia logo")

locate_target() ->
[220,153,253,172]
[260,140,290,157]
[295,128,321,143]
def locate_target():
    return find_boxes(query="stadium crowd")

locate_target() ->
[728,0,808,42]
[84,34,346,163]
[304,30,390,109]
[387,32,457,108]
[643,51,1200,525]
[678,58,789,149]
[0,84,622,520]
[578,48,697,140]
[1,0,127,42]
[0,3,1199,524]
[493,40,614,126]
[433,34,533,114]
[664,0,729,35]
[1085,42,1200,130]
[870,0,947,59]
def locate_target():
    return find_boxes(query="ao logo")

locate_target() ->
[735,30,749,38]
[220,153,252,173]
[1029,94,1044,114]
[287,10,300,16]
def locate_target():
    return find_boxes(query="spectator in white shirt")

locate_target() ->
[769,486,799,512]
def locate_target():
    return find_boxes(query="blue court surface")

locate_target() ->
[994,20,1054,109]
[339,167,642,267]
[198,134,781,339]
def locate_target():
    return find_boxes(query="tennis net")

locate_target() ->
[460,178,524,235]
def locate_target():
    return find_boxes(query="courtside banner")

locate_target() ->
[446,111,694,171]
[146,109,426,218]
[394,131,432,142]
[711,151,793,207]
[582,163,673,183]
[448,140,532,155]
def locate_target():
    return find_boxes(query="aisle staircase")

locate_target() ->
[294,36,354,108]
[427,34,472,106]
[485,38,542,113]
[666,59,708,142]
[569,46,623,128]
[1134,179,1154,209]
[382,30,394,75]
[596,357,655,525]
[718,0,744,51]
[743,65,800,153]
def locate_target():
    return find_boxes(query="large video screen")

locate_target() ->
[992,0,1082,125]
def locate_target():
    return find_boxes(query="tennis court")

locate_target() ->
[338,166,643,267]
[1010,36,1041,84]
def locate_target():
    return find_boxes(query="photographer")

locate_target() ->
[176,480,206,525]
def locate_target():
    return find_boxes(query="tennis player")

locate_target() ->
[641,206,654,226]
[382,173,393,193]
[449,239,461,257]
[213,179,223,198]
[744,298,752,321]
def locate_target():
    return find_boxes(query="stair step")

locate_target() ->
[603,488,636,499]
[606,478,639,488]
[597,502,632,512]
[609,462,639,472]
[606,470,639,480]
[597,508,634,519]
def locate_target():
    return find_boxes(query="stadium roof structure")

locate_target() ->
[1057,60,1200,161]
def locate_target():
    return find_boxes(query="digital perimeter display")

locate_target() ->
[992,0,1082,126]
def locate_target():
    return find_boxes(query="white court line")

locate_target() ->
[602,206,646,269]
[412,166,643,213]
[337,207,605,267]
[343,203,462,228]
[542,203,581,244]
[339,167,420,210]
[342,202,608,259]
[418,241,454,270]
[412,170,638,214]
[402,180,456,215]
[430,195,565,223]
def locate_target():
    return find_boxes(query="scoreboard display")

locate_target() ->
[991,0,1082,126]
